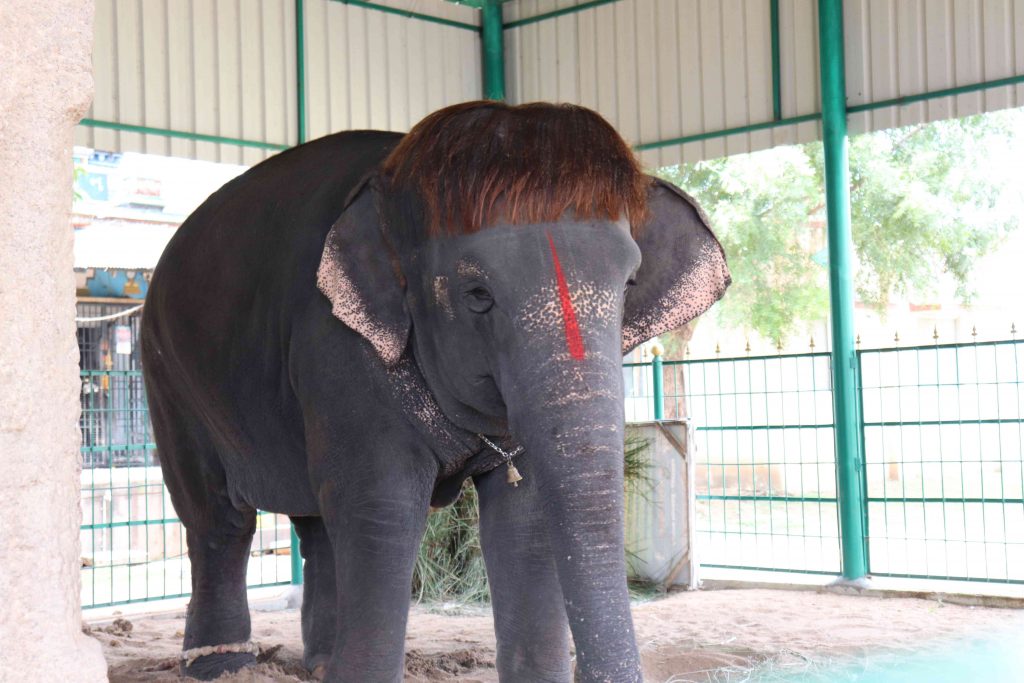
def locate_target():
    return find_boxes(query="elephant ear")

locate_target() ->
[317,179,409,365]
[622,178,731,354]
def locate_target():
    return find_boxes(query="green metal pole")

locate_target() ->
[651,347,665,421]
[292,0,306,588]
[770,0,782,121]
[480,0,506,100]
[296,0,307,146]
[818,0,867,581]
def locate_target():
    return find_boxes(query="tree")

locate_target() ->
[655,110,1024,348]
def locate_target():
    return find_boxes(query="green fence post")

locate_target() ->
[818,0,868,581]
[292,0,307,588]
[651,345,665,421]
[295,0,307,146]
[481,0,506,100]
[770,0,782,121]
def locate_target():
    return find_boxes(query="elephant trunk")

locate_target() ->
[504,354,642,682]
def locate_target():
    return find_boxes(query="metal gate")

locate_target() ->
[77,302,295,609]
[625,337,1024,585]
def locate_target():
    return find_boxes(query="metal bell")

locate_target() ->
[506,462,523,487]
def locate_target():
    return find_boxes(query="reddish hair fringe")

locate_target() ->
[380,101,650,237]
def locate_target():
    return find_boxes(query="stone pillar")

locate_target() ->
[0,1,108,680]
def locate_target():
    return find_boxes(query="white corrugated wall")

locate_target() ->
[303,0,481,139]
[506,0,823,168]
[506,0,1024,168]
[78,0,1024,168]
[844,0,1024,135]
[76,0,481,165]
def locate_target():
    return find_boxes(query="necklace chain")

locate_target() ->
[478,434,524,463]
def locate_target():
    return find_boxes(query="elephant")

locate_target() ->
[140,100,729,682]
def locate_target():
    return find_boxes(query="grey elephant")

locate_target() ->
[140,101,730,682]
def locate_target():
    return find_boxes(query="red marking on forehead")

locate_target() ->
[547,233,586,361]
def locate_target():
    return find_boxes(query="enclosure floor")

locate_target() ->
[90,588,1024,682]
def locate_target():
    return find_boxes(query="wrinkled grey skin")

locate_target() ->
[141,130,729,682]
[413,220,641,680]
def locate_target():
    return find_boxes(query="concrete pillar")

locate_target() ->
[0,1,108,680]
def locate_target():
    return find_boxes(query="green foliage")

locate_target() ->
[655,110,1023,343]
[411,436,652,604]
[413,485,489,604]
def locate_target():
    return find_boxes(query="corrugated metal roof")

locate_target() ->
[78,0,1024,168]
[75,0,482,164]
[508,0,1023,167]
[507,0,824,168]
[303,0,481,139]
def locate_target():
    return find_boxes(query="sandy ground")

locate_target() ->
[90,588,1024,682]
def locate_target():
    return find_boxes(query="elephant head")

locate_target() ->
[317,101,729,680]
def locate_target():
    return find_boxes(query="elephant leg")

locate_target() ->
[315,442,437,682]
[292,516,337,677]
[474,460,572,682]
[145,377,258,680]
[180,505,257,680]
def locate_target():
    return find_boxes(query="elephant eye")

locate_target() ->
[464,286,494,314]
[626,278,638,287]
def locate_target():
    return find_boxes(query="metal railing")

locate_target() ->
[860,340,1024,584]
[627,337,1024,585]
[80,336,1023,607]
[80,368,294,609]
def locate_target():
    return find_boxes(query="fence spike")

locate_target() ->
[932,325,939,343]
[894,331,900,345]
[715,342,721,355]
[776,339,783,354]
[809,336,816,350]
[745,338,751,354]
[972,325,978,340]
[1012,322,1017,338]
[855,334,861,348]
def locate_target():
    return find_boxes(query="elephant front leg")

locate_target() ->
[475,459,573,682]
[316,447,437,683]
[292,516,336,679]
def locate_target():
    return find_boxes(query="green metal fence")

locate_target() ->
[78,302,295,609]
[627,353,842,575]
[627,337,1024,585]
[80,368,294,608]
[860,340,1024,584]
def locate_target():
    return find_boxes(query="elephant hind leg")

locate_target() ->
[146,379,257,680]
[180,509,257,680]
[291,515,337,677]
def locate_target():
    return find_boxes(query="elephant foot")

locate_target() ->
[180,651,256,680]
[310,663,328,680]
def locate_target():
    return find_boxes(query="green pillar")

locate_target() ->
[651,346,665,421]
[481,0,506,100]
[292,0,306,588]
[818,0,867,581]
[770,0,782,121]
[295,0,307,146]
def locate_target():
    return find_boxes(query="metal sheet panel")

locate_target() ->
[78,0,1024,167]
[303,0,481,140]
[78,0,299,165]
[845,0,1024,135]
[77,0,481,163]
[506,0,1023,168]
[506,0,823,169]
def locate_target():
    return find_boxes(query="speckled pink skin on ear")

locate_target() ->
[621,240,730,350]
[622,177,731,354]
[317,239,406,365]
